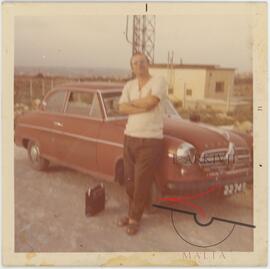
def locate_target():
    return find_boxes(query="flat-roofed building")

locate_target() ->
[149,63,238,112]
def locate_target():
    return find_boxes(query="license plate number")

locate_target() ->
[223,182,246,196]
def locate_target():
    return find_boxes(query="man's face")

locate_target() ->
[130,54,149,77]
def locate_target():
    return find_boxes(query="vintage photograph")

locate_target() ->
[2,1,267,266]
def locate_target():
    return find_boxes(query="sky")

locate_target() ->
[15,15,252,72]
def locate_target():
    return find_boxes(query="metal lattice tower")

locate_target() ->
[126,15,156,64]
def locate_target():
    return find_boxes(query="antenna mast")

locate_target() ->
[126,15,156,64]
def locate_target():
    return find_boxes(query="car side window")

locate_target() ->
[66,91,94,116]
[45,90,66,113]
[103,92,122,117]
[90,94,103,119]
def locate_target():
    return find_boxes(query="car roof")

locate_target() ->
[55,81,125,92]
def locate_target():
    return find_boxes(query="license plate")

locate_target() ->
[223,182,246,196]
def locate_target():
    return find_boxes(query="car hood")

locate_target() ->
[112,117,248,152]
[163,117,247,152]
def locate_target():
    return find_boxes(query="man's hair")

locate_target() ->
[130,52,150,66]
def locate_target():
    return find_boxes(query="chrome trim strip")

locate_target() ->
[200,161,250,167]
[200,147,228,155]
[207,167,251,177]
[18,123,123,148]
[63,89,70,113]
[237,155,250,159]
[106,116,128,121]
[20,124,63,135]
[37,110,103,122]
[166,99,181,118]
[220,168,250,175]
[97,90,108,121]
[55,86,123,93]
[200,147,249,157]
[199,147,250,167]
[96,88,123,93]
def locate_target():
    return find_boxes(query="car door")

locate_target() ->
[96,91,126,180]
[39,89,68,159]
[57,90,102,172]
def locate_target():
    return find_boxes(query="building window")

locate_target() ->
[215,82,224,93]
[186,89,192,96]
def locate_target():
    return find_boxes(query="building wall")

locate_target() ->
[149,67,174,90]
[149,67,235,112]
[149,67,206,102]
[204,69,235,101]
[173,69,206,101]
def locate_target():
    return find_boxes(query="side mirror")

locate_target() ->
[189,113,200,122]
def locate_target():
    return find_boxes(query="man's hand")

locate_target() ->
[118,91,160,115]
[118,103,148,115]
[130,92,160,110]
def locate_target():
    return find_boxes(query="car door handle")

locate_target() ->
[53,121,63,127]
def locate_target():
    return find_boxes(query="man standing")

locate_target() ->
[118,53,168,235]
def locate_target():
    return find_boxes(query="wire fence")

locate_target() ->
[14,75,253,129]
[14,76,83,107]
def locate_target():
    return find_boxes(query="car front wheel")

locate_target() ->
[27,140,49,171]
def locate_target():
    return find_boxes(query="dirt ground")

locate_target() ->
[15,146,254,252]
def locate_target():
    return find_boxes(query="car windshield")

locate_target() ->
[101,91,181,119]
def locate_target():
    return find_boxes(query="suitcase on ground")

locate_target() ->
[85,183,105,216]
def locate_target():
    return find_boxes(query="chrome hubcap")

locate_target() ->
[30,144,40,163]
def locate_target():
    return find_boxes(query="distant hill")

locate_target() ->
[14,66,131,78]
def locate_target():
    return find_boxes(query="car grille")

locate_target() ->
[199,147,251,173]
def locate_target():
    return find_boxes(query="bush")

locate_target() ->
[176,105,251,126]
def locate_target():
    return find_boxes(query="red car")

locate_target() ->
[14,82,253,201]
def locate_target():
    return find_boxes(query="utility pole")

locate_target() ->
[226,77,234,113]
[167,51,175,94]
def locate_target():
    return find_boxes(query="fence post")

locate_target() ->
[183,83,186,109]
[42,79,45,96]
[29,78,33,103]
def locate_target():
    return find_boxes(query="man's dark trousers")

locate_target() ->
[123,135,164,222]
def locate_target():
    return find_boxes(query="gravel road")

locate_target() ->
[15,146,253,252]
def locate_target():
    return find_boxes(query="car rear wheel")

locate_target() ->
[27,140,49,171]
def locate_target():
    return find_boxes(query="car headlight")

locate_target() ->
[174,142,196,166]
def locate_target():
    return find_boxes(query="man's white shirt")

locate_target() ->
[119,76,168,139]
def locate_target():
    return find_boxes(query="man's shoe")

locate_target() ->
[126,222,140,235]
